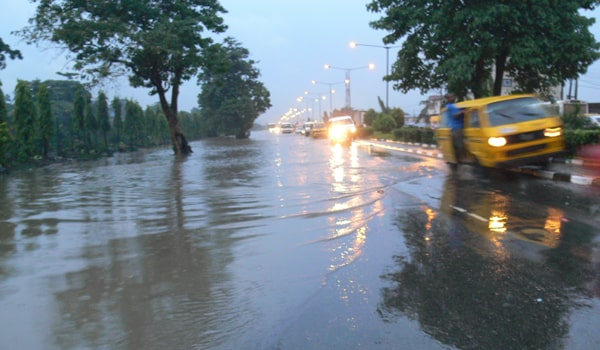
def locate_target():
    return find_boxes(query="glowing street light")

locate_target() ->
[296,95,313,121]
[324,63,375,109]
[349,41,400,109]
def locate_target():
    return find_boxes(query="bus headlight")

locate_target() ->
[488,137,507,147]
[544,127,562,137]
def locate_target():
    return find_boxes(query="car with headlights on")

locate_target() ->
[278,122,295,134]
[327,116,356,145]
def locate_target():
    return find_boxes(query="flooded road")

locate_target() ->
[1,130,599,349]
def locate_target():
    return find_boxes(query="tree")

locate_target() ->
[366,0,600,99]
[0,83,12,168]
[36,84,54,158]
[376,95,405,127]
[0,38,22,70]
[373,114,397,133]
[97,91,111,149]
[111,97,123,148]
[363,108,378,126]
[198,38,271,139]
[13,80,36,161]
[84,92,97,150]
[389,107,405,128]
[72,86,86,150]
[21,0,228,155]
[32,79,84,156]
[124,99,144,149]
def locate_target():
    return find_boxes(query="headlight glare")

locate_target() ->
[544,127,562,137]
[488,137,507,147]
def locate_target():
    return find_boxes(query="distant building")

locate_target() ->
[418,95,444,125]
[499,75,562,101]
[426,95,444,116]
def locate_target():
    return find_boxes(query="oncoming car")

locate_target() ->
[278,122,294,134]
[437,94,566,170]
[327,116,356,145]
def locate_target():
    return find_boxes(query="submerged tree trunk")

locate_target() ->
[170,116,192,155]
[156,82,192,156]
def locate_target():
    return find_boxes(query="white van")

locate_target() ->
[328,116,356,144]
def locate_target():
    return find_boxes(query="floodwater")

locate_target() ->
[1,130,599,350]
[0,131,410,349]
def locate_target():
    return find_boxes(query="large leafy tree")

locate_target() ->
[21,0,228,155]
[198,38,271,139]
[366,0,600,99]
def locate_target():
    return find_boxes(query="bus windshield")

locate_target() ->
[487,97,552,127]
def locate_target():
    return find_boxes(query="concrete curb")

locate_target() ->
[359,139,600,187]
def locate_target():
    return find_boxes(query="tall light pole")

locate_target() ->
[324,63,375,109]
[296,96,311,121]
[349,41,400,109]
[304,91,327,120]
[311,80,343,117]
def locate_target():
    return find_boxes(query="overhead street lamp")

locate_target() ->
[324,63,375,109]
[349,41,401,109]
[311,80,344,117]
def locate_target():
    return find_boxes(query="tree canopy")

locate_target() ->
[20,0,228,155]
[366,0,600,99]
[0,38,22,70]
[197,38,271,139]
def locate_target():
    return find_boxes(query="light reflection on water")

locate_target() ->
[0,132,401,349]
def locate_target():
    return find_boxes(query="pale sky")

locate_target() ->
[1,1,599,125]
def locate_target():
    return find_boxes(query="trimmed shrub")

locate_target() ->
[564,129,600,156]
[356,125,374,139]
[373,114,397,133]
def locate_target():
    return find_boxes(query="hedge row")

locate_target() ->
[362,126,600,157]
[563,129,600,156]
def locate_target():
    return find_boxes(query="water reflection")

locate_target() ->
[0,176,16,276]
[379,174,598,349]
[327,143,368,272]
[46,151,253,349]
[0,139,276,349]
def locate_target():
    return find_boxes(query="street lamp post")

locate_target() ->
[311,80,343,117]
[324,63,375,109]
[349,41,400,109]
[296,96,311,121]
[304,91,327,120]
